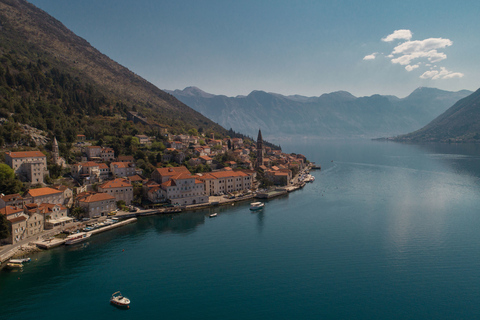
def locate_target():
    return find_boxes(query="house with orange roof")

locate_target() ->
[0,206,27,244]
[98,178,134,205]
[160,172,208,205]
[24,187,64,205]
[0,193,25,209]
[4,150,49,183]
[33,203,72,229]
[197,170,253,196]
[77,192,116,218]
[152,166,191,184]
[110,162,136,177]
[23,203,46,235]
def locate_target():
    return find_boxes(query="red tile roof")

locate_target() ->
[5,151,46,158]
[99,178,132,189]
[0,193,23,201]
[26,187,62,197]
[0,206,23,216]
[78,193,116,203]
[154,166,190,176]
[9,216,27,223]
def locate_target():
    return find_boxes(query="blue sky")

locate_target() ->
[29,0,479,98]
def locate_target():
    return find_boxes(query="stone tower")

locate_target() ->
[52,136,59,165]
[256,129,264,169]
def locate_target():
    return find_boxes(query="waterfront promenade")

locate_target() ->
[0,163,315,265]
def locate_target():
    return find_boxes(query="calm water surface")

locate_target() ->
[2,140,480,319]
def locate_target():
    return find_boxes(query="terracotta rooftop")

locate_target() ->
[9,216,27,223]
[5,151,46,158]
[0,193,23,201]
[99,178,132,189]
[26,187,62,198]
[0,206,23,216]
[78,193,116,203]
[154,166,190,176]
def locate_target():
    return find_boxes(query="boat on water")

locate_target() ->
[65,232,91,245]
[304,174,315,182]
[9,258,30,263]
[6,262,23,269]
[209,213,217,218]
[110,291,130,308]
[250,202,265,211]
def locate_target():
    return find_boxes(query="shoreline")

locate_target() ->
[0,163,316,267]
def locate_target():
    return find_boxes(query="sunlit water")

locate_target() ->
[2,140,480,319]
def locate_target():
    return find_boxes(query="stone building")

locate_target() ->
[5,151,49,183]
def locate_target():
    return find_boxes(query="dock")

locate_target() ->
[255,190,288,199]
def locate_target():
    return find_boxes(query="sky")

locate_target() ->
[28,0,479,98]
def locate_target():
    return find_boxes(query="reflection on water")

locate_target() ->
[3,140,480,320]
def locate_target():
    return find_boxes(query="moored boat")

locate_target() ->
[250,202,265,211]
[6,262,23,269]
[9,258,31,263]
[65,232,91,245]
[110,291,130,308]
[209,213,217,218]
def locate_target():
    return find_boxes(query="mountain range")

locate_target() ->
[392,88,480,142]
[166,87,472,140]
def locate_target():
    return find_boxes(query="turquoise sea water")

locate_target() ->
[2,140,480,319]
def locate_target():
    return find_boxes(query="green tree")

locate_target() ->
[0,213,10,240]
[0,163,23,194]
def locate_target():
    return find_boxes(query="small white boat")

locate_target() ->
[9,258,31,263]
[110,291,130,308]
[65,232,91,245]
[6,262,23,269]
[209,213,217,218]
[250,202,265,211]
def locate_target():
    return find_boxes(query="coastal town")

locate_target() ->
[0,125,317,268]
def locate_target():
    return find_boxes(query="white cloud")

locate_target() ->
[365,30,463,80]
[405,64,419,72]
[392,38,452,55]
[382,29,413,42]
[391,50,447,65]
[363,53,377,60]
[420,67,464,80]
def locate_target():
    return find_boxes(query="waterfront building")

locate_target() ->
[77,192,116,218]
[0,206,27,244]
[98,178,134,205]
[160,173,208,205]
[152,166,191,184]
[198,170,253,196]
[5,151,49,183]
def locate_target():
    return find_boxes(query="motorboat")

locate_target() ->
[250,202,265,211]
[110,291,130,308]
[209,213,217,218]
[6,261,23,269]
[65,232,91,245]
[9,258,31,263]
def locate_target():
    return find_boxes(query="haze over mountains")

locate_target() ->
[167,87,472,140]
[392,88,480,142]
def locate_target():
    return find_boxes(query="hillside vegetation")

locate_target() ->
[0,0,227,146]
[392,89,480,142]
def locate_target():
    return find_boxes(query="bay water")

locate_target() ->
[2,140,480,319]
